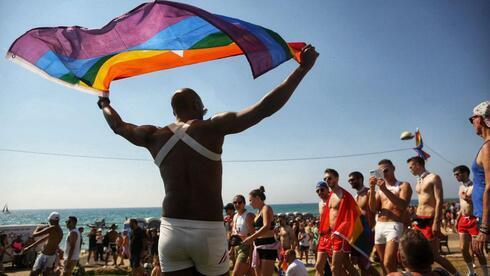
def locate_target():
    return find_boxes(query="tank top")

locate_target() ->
[233,210,251,236]
[65,228,81,260]
[471,140,489,218]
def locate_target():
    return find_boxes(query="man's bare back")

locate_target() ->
[149,120,225,221]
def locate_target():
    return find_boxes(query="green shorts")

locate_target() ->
[234,243,252,263]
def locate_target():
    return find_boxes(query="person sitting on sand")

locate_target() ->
[285,249,307,276]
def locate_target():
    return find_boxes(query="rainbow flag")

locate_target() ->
[413,128,431,160]
[7,1,304,97]
[320,188,371,261]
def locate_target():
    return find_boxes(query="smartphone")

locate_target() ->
[370,169,384,179]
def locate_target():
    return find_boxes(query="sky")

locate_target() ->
[0,1,489,209]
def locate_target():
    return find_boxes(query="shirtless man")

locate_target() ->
[348,171,379,276]
[318,169,358,276]
[469,101,490,258]
[407,156,457,274]
[369,159,412,274]
[25,212,63,276]
[453,165,488,276]
[314,180,331,276]
[104,224,119,267]
[98,45,318,275]
[277,214,296,275]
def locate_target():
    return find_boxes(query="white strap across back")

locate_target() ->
[154,122,221,167]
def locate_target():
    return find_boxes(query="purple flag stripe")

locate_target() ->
[9,2,193,63]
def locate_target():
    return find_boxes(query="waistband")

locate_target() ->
[160,217,224,229]
[254,237,276,246]
[375,221,404,226]
[415,215,434,220]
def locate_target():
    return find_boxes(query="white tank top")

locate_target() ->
[65,228,81,260]
[234,210,251,236]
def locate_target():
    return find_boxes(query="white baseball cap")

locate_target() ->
[47,212,60,221]
[472,101,490,127]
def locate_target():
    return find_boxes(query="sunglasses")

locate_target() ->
[316,188,327,194]
[469,115,479,124]
[233,201,243,205]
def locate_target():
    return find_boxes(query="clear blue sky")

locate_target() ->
[0,1,488,209]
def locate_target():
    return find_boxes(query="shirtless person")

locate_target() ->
[314,180,331,276]
[98,45,318,275]
[277,214,296,275]
[369,159,412,274]
[348,171,379,276]
[453,165,488,276]
[104,224,119,267]
[407,156,457,274]
[318,169,358,276]
[25,212,63,276]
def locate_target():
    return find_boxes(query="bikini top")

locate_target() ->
[154,121,221,167]
[253,214,275,231]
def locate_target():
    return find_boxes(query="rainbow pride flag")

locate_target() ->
[320,188,371,261]
[7,1,304,97]
[413,128,431,160]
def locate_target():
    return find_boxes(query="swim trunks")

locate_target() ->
[457,215,479,236]
[32,253,56,271]
[374,221,404,244]
[317,229,350,256]
[158,217,228,275]
[412,216,435,240]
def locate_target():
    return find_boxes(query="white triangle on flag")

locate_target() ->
[171,50,184,57]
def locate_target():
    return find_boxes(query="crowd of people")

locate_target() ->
[2,42,487,276]
[220,157,488,276]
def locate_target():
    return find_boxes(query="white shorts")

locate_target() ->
[374,221,403,244]
[32,253,57,271]
[159,217,229,275]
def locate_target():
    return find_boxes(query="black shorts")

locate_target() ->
[110,244,117,254]
[300,245,309,252]
[254,237,278,260]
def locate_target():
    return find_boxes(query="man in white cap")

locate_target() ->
[25,211,63,276]
[469,100,490,260]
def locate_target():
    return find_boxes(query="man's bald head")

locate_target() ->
[171,88,207,118]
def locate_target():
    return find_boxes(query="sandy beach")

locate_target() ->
[3,229,488,275]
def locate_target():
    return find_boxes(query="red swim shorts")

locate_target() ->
[412,216,435,240]
[457,216,479,236]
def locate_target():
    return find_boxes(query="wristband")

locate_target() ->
[97,97,110,109]
[479,228,489,235]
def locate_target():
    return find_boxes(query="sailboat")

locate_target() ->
[2,203,10,214]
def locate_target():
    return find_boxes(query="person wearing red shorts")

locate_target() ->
[315,169,358,276]
[407,157,457,275]
[314,180,331,276]
[453,165,488,276]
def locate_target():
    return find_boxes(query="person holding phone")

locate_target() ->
[369,159,412,274]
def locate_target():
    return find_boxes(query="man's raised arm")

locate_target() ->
[210,45,319,135]
[98,98,157,147]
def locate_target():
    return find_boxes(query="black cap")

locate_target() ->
[224,203,235,211]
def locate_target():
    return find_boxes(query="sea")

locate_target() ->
[0,199,457,249]
[0,204,318,249]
